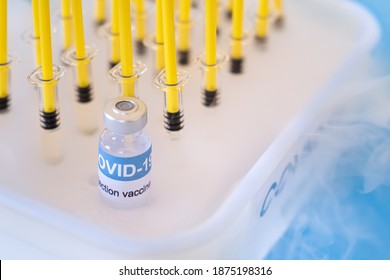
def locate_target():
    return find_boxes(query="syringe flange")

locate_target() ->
[28,64,66,130]
[0,55,18,112]
[196,52,228,107]
[109,61,147,98]
[154,69,191,133]
[61,45,98,103]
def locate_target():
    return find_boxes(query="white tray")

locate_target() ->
[0,0,379,258]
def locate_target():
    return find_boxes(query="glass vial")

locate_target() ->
[98,96,152,209]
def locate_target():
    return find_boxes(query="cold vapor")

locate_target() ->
[265,76,390,259]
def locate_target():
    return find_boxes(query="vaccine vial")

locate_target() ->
[98,96,152,208]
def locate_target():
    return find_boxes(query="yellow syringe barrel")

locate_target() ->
[0,0,7,66]
[205,0,217,92]
[0,68,7,100]
[177,0,191,52]
[256,0,268,38]
[231,0,244,59]
[118,0,135,97]
[111,0,120,65]
[133,0,147,42]
[95,0,106,24]
[32,0,41,66]
[179,0,191,23]
[216,0,220,32]
[155,0,164,71]
[0,0,7,99]
[274,0,283,18]
[156,45,165,72]
[72,0,90,88]
[39,0,56,113]
[226,0,232,16]
[162,0,179,113]
[61,0,73,51]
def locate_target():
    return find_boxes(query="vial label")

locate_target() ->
[98,145,152,206]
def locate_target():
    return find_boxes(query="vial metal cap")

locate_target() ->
[104,96,147,134]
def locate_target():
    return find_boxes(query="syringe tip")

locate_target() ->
[76,85,93,103]
[164,111,184,132]
[0,96,10,112]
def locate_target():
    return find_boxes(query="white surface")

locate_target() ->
[0,0,380,258]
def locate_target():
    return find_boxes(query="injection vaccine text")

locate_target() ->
[99,179,151,198]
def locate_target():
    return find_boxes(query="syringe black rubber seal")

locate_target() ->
[95,20,106,27]
[203,89,218,107]
[0,96,10,111]
[255,35,267,44]
[136,40,146,55]
[274,16,284,28]
[230,58,243,74]
[40,110,60,130]
[164,111,184,132]
[76,85,93,103]
[109,61,119,69]
[226,10,232,19]
[178,50,190,65]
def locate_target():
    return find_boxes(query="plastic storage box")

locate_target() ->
[0,0,380,258]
